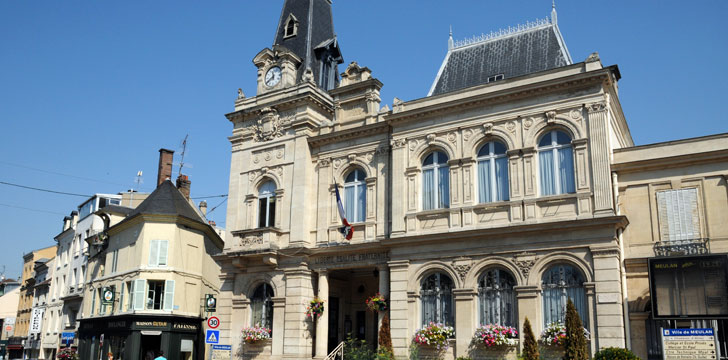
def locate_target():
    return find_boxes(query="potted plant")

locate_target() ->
[57,348,79,360]
[366,293,388,312]
[413,321,455,359]
[305,297,325,319]
[241,324,272,344]
[539,322,590,359]
[473,324,518,347]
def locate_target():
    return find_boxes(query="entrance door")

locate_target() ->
[140,335,161,360]
[328,296,340,353]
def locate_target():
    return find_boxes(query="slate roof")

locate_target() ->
[273,0,342,88]
[125,180,206,224]
[429,17,572,96]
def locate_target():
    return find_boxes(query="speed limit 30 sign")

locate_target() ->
[207,316,220,329]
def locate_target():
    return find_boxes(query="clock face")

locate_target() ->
[265,66,282,87]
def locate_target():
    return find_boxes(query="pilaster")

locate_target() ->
[590,246,625,349]
[390,140,407,236]
[387,260,409,358]
[453,288,477,358]
[289,134,313,246]
[314,270,329,358]
[586,102,614,215]
[514,285,540,346]
[283,267,314,357]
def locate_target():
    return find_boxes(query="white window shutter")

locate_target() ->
[657,188,700,241]
[133,279,146,310]
[149,240,159,266]
[163,280,175,311]
[158,240,168,266]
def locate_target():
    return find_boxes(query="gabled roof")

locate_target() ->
[429,12,571,96]
[125,180,205,224]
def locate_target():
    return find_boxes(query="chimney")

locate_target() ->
[62,216,72,232]
[176,174,191,200]
[157,148,175,187]
[70,211,79,228]
[199,201,207,217]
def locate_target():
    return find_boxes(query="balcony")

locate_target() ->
[654,238,710,257]
[229,227,282,254]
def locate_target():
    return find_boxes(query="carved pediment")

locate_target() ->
[249,107,293,142]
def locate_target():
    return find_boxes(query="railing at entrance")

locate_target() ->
[325,341,344,360]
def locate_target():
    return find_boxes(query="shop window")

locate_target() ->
[148,240,168,267]
[656,188,700,241]
[251,283,274,331]
[478,268,516,327]
[421,272,454,326]
[477,141,510,203]
[541,264,587,326]
[422,151,450,210]
[258,181,277,228]
[344,168,367,223]
[538,130,575,196]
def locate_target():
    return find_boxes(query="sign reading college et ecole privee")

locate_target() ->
[662,328,718,360]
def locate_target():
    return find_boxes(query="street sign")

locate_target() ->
[205,294,217,312]
[211,345,232,360]
[61,332,75,344]
[662,328,717,360]
[207,317,220,329]
[205,330,220,344]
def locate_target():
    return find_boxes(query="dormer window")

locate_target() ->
[284,14,298,38]
[487,74,505,83]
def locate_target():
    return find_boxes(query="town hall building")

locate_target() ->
[215,1,728,359]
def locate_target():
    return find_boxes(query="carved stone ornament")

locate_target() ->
[447,132,457,144]
[376,145,389,155]
[426,134,436,143]
[506,121,516,134]
[545,111,557,124]
[451,258,473,281]
[569,109,583,120]
[392,97,405,113]
[463,129,473,141]
[524,117,535,130]
[408,139,418,151]
[318,158,331,167]
[585,51,601,63]
[333,159,342,169]
[484,123,494,135]
[512,252,537,279]
[241,234,264,247]
[379,105,390,114]
[302,67,315,83]
[237,88,245,99]
[391,138,406,149]
[588,102,607,113]
[252,107,285,142]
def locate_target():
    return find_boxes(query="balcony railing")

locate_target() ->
[654,238,710,257]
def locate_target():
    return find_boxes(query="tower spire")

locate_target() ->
[551,0,558,24]
[448,25,454,50]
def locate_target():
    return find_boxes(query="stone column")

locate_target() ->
[315,270,329,358]
[586,102,614,215]
[271,297,286,356]
[453,289,477,358]
[390,139,407,236]
[514,285,540,350]
[377,265,390,330]
[387,260,410,358]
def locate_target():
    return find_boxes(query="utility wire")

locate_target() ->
[0,202,67,216]
[0,160,129,187]
[0,180,91,198]
[206,197,228,215]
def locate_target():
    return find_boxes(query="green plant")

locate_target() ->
[521,317,539,360]
[455,357,473,360]
[376,347,395,360]
[367,293,388,312]
[241,324,271,343]
[306,297,325,319]
[57,348,79,360]
[379,314,393,352]
[408,342,420,360]
[344,335,376,360]
[594,347,641,360]
[563,298,589,360]
[413,322,454,350]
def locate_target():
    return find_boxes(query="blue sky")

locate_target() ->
[0,1,726,279]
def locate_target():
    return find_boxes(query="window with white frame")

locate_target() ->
[422,151,450,210]
[111,249,119,273]
[656,188,700,241]
[538,130,575,196]
[138,279,175,311]
[477,141,510,203]
[478,268,516,327]
[148,240,168,267]
[542,264,587,327]
[251,283,274,331]
[421,272,454,326]
[258,181,277,228]
[344,168,366,223]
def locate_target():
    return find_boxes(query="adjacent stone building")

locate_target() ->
[214,1,657,359]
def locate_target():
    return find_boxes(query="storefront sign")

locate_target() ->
[662,328,718,360]
[134,321,168,329]
[102,288,114,305]
[211,345,231,360]
[313,252,389,267]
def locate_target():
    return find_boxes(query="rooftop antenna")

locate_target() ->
[130,171,143,207]
[177,134,189,177]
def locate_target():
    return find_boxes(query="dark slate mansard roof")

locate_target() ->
[125,180,206,224]
[429,10,572,96]
[273,0,343,89]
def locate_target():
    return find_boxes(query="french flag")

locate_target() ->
[334,185,354,240]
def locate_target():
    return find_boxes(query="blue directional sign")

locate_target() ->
[61,332,75,341]
[212,345,231,351]
[205,329,220,344]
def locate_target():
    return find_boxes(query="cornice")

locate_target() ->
[308,122,389,148]
[385,69,612,125]
[226,83,335,123]
[612,148,728,173]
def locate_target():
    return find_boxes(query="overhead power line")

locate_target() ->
[0,160,129,187]
[0,202,66,216]
[0,180,91,198]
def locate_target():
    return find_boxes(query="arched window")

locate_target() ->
[542,264,587,326]
[421,272,454,326]
[251,283,274,331]
[538,130,575,196]
[258,181,276,228]
[422,151,450,210]
[478,268,516,327]
[344,168,366,223]
[477,141,510,203]
[284,15,297,37]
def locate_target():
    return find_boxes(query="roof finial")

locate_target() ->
[448,25,454,50]
[551,0,558,24]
